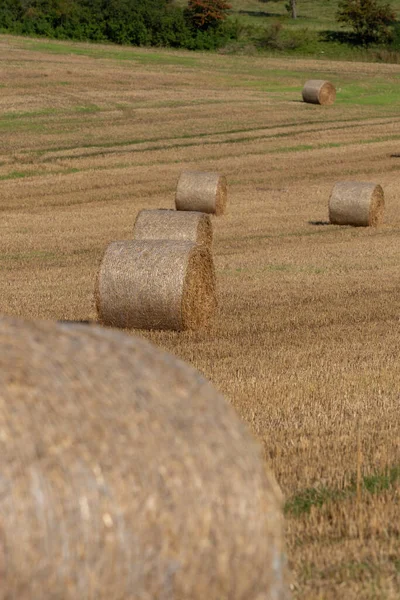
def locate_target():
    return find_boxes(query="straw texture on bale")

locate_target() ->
[302,80,336,105]
[95,240,217,330]
[328,181,385,227]
[175,170,227,215]
[0,315,287,600]
[133,209,213,249]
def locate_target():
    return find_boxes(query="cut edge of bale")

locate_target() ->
[181,244,217,330]
[302,80,336,106]
[214,175,227,216]
[368,185,385,227]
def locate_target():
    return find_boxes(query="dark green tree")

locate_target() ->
[336,0,396,44]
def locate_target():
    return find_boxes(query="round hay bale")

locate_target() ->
[133,209,213,249]
[302,80,336,105]
[175,170,227,215]
[328,181,385,227]
[95,240,217,330]
[0,315,287,599]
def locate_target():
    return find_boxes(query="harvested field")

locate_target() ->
[1,34,400,599]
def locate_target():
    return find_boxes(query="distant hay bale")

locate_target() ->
[175,170,227,215]
[302,80,336,105]
[0,315,287,599]
[133,209,213,249]
[329,181,385,227]
[95,240,217,330]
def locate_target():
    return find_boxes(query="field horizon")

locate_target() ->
[1,33,400,598]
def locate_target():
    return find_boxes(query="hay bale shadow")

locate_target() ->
[320,30,362,46]
[57,319,93,326]
[237,9,283,17]
[308,221,331,226]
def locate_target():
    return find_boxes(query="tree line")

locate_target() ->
[0,0,397,50]
[0,0,237,49]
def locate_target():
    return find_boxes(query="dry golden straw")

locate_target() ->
[95,240,217,330]
[133,209,213,249]
[302,80,336,105]
[329,181,385,227]
[0,315,287,599]
[175,170,227,215]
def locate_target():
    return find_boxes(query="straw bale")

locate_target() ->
[175,170,227,215]
[133,209,213,249]
[0,315,287,599]
[302,80,336,105]
[95,240,217,330]
[329,181,385,227]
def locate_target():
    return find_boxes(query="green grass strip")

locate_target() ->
[0,168,80,181]
[285,465,400,517]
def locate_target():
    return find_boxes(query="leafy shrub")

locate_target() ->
[258,22,315,52]
[259,21,283,49]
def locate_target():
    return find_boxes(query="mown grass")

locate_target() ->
[0,250,58,262]
[0,168,80,181]
[21,39,199,65]
[0,105,102,134]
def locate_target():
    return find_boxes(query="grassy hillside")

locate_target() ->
[228,0,338,29]
[221,0,400,60]
[228,0,400,29]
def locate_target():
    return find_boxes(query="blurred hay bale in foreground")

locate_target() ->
[329,181,384,227]
[175,170,227,215]
[133,209,213,249]
[0,316,287,599]
[95,240,217,330]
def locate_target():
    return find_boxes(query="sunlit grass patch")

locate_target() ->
[21,39,198,66]
[337,82,400,106]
